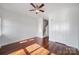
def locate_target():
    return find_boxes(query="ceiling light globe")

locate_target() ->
[35,10,40,13]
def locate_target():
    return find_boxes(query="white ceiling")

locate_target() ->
[0,3,79,19]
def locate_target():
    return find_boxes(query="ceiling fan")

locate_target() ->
[29,3,45,14]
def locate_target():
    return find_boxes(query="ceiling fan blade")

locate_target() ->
[40,10,44,12]
[29,9,35,11]
[30,3,36,8]
[39,4,44,8]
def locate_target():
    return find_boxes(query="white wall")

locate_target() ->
[49,6,79,49]
[0,10,39,46]
[0,9,2,47]
[0,17,1,48]
[37,18,43,38]
[0,17,1,36]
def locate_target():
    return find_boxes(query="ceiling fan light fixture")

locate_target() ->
[29,3,45,14]
[35,9,40,13]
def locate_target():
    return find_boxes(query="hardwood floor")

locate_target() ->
[0,37,49,55]
[0,37,79,55]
